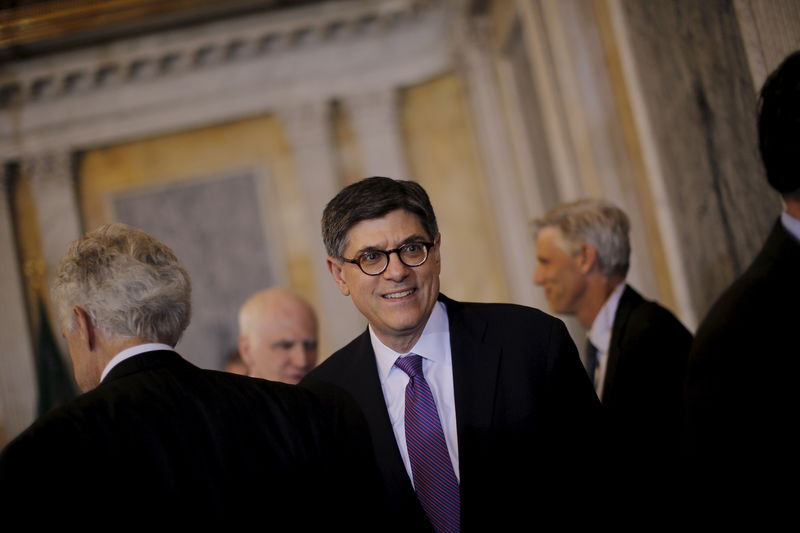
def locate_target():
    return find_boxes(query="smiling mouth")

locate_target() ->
[383,288,416,299]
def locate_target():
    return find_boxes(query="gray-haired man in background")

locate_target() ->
[533,199,692,483]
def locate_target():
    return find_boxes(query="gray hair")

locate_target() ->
[533,199,631,278]
[322,177,438,259]
[51,223,191,346]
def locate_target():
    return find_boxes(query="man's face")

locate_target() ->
[243,309,318,384]
[533,226,588,315]
[329,209,441,351]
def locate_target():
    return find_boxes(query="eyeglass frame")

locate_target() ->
[342,241,435,276]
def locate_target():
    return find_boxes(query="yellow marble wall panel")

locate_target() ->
[79,115,317,307]
[400,73,510,303]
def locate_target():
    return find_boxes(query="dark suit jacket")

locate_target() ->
[601,286,692,462]
[685,220,800,498]
[0,350,379,529]
[302,294,601,532]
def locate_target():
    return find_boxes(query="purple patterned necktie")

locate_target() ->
[395,354,460,533]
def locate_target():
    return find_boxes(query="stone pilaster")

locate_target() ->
[279,101,365,353]
[0,172,37,444]
[342,88,409,179]
[23,150,82,295]
[454,18,545,311]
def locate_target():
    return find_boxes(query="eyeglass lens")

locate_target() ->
[360,243,428,274]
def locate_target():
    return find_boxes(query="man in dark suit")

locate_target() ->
[301,177,600,532]
[684,51,800,507]
[0,223,377,528]
[533,200,692,479]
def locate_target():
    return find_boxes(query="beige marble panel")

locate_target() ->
[78,115,322,359]
[620,0,781,319]
[400,73,509,304]
[735,0,800,91]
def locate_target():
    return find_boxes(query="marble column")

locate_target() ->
[342,88,410,179]
[0,173,37,444]
[279,100,365,353]
[24,150,83,296]
[454,19,545,311]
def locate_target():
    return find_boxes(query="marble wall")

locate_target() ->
[112,172,273,371]
[620,0,785,319]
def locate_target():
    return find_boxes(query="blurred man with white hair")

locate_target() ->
[238,288,318,384]
[533,200,692,476]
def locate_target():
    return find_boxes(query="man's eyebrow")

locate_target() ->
[270,339,295,347]
[352,234,431,256]
[398,234,430,245]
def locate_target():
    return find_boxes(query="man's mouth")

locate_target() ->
[383,288,416,299]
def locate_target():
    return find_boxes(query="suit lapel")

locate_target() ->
[441,295,501,442]
[344,330,417,497]
[604,286,641,403]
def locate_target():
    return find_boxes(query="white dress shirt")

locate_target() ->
[781,210,800,243]
[370,301,459,485]
[100,343,176,383]
[587,282,626,400]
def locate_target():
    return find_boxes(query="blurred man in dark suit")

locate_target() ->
[0,223,376,529]
[533,199,692,488]
[685,51,800,510]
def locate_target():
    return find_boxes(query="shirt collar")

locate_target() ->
[371,301,449,381]
[100,343,175,382]
[587,282,626,354]
[781,211,800,244]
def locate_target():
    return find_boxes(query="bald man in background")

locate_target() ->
[238,288,319,384]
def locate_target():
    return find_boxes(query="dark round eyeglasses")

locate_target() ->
[343,242,435,276]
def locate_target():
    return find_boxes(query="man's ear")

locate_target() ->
[73,306,97,351]
[238,335,253,367]
[432,233,441,265]
[577,242,598,275]
[327,256,351,296]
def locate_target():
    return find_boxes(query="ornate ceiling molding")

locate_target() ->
[0,0,451,159]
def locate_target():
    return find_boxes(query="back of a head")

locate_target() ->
[321,176,438,259]
[52,223,191,346]
[759,50,800,199]
[534,199,631,278]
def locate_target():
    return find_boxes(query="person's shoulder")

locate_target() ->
[443,298,572,354]
[627,291,688,332]
[303,329,370,382]
[0,392,96,464]
[448,302,566,336]
[203,367,324,404]
[696,232,795,338]
[447,298,562,329]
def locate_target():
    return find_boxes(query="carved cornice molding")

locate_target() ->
[0,0,451,160]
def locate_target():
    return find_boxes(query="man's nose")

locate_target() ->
[533,265,544,285]
[289,344,313,368]
[382,250,410,281]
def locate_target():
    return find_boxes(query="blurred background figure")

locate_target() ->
[238,288,318,384]
[222,348,248,376]
[684,50,800,511]
[533,199,691,486]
